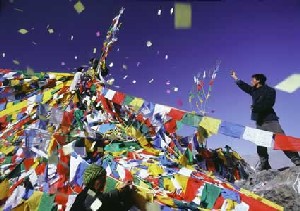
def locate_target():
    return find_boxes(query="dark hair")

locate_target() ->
[252,74,267,85]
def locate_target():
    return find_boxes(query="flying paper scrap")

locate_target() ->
[146,41,152,47]
[275,74,300,93]
[74,1,85,14]
[18,29,28,34]
[174,3,192,29]
[48,28,54,34]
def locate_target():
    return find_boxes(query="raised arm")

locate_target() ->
[231,71,253,95]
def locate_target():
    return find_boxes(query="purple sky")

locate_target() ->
[1,0,300,155]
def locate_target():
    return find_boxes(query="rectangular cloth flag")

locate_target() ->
[274,134,300,151]
[242,126,274,147]
[219,121,245,139]
[199,117,221,135]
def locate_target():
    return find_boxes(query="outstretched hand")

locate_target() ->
[231,71,238,81]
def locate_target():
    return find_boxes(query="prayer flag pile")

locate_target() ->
[0,68,290,210]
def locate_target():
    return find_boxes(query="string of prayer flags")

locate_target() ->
[0,68,289,210]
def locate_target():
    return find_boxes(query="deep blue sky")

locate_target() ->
[1,0,300,155]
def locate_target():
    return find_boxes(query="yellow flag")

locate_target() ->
[148,164,164,176]
[0,179,9,200]
[199,117,221,135]
[129,98,144,112]
[24,191,43,211]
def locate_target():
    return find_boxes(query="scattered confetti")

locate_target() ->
[32,41,37,45]
[275,74,300,93]
[93,48,97,54]
[170,8,174,15]
[2,53,5,58]
[13,60,20,65]
[123,75,128,79]
[165,55,169,60]
[175,3,192,29]
[137,62,141,67]
[61,62,66,66]
[18,29,28,34]
[107,78,115,85]
[71,35,74,40]
[117,48,120,52]
[149,79,154,83]
[96,31,101,37]
[157,10,162,16]
[74,1,85,14]
[177,99,183,107]
[166,89,171,94]
[74,56,78,60]
[174,87,179,92]
[132,80,136,84]
[146,41,153,47]
[122,64,128,70]
[166,80,171,85]
[109,62,114,67]
[48,28,54,34]
[14,8,23,12]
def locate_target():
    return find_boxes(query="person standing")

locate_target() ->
[231,71,300,170]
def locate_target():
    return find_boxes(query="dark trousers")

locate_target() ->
[256,121,300,161]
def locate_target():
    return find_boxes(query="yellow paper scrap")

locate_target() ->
[74,1,85,14]
[275,74,300,93]
[13,60,20,65]
[174,3,192,29]
[48,28,54,34]
[18,28,28,34]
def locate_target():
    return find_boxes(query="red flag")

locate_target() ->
[274,134,300,151]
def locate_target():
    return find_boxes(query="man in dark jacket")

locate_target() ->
[231,71,300,170]
[71,164,135,211]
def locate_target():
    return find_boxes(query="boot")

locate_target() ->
[284,151,300,166]
[290,156,300,166]
[256,157,272,171]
